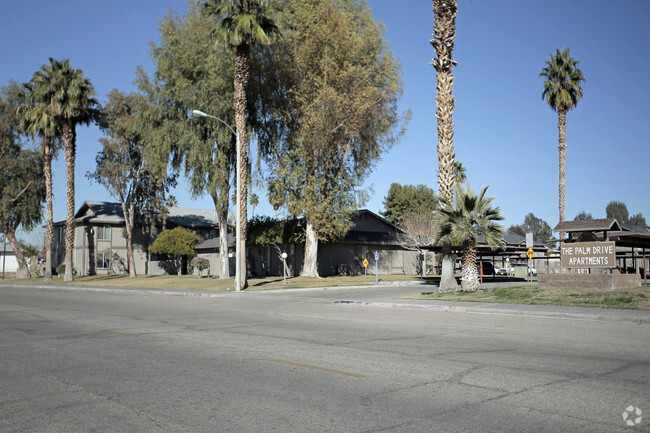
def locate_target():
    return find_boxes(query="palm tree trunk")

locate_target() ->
[235,43,250,288]
[461,236,479,292]
[432,0,458,291]
[558,109,567,241]
[63,122,76,281]
[439,242,456,291]
[43,136,54,280]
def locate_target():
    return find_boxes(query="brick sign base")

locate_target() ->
[538,274,641,291]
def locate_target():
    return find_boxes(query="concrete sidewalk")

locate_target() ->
[335,298,650,325]
[3,281,649,325]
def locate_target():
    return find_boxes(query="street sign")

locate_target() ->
[374,251,379,261]
[363,258,369,268]
[526,248,534,259]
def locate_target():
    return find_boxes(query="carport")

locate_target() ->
[553,218,649,285]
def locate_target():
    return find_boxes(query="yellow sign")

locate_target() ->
[363,258,369,268]
[526,248,534,259]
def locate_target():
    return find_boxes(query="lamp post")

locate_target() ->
[190,109,243,291]
[1,235,6,280]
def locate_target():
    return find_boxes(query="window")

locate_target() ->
[97,252,110,269]
[97,225,111,240]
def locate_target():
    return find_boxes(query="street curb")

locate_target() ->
[335,300,650,325]
[2,283,225,298]
[336,300,467,312]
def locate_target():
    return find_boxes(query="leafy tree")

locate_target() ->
[22,75,62,280]
[0,83,45,278]
[203,0,281,288]
[434,184,504,292]
[247,215,304,246]
[606,200,629,224]
[629,213,647,227]
[508,213,552,246]
[539,48,585,239]
[29,58,98,281]
[149,227,199,275]
[381,183,437,226]
[143,3,237,280]
[431,0,459,291]
[574,210,593,221]
[88,90,174,278]
[262,0,405,277]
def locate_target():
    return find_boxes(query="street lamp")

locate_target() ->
[1,235,6,280]
[190,109,243,291]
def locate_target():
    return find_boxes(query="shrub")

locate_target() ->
[190,257,210,277]
[55,263,76,276]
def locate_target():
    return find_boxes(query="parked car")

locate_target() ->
[476,261,496,275]
[495,267,508,275]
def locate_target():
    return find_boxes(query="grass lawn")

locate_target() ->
[412,285,650,310]
[3,274,649,310]
[0,273,422,292]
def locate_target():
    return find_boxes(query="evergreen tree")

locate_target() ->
[574,210,593,221]
[381,183,437,226]
[262,0,406,277]
[0,83,45,278]
[606,200,629,224]
[89,90,175,278]
[149,227,199,276]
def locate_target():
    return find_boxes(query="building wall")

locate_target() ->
[56,221,218,276]
[247,242,422,277]
[0,254,18,273]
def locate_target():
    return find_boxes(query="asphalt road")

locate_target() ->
[1,284,648,432]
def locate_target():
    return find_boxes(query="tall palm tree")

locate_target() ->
[31,58,98,281]
[539,48,585,240]
[203,0,280,288]
[434,184,504,292]
[21,79,61,281]
[431,0,459,291]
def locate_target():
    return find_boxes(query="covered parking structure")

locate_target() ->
[420,231,550,282]
[554,218,649,285]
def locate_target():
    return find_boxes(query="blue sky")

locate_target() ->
[2,0,649,239]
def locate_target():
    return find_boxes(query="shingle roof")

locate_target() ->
[553,218,622,233]
[72,201,218,228]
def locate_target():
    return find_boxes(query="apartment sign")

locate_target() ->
[560,241,615,268]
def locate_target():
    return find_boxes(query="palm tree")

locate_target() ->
[31,58,98,281]
[21,78,61,281]
[453,161,466,187]
[539,48,585,240]
[203,0,280,288]
[431,0,459,291]
[434,184,504,292]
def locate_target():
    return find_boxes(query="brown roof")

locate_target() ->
[553,218,622,233]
